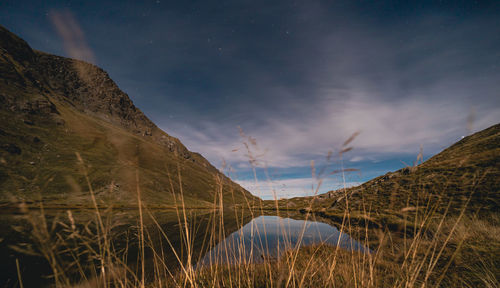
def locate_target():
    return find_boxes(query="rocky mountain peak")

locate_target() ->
[0,25,256,207]
[0,25,195,161]
[0,26,36,65]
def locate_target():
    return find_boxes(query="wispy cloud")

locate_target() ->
[166,95,499,170]
[160,9,500,180]
[49,10,95,64]
[235,177,361,200]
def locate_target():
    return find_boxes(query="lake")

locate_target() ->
[200,215,368,266]
[0,209,367,287]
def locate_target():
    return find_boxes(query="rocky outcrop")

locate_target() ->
[35,52,157,134]
[0,25,197,164]
[0,26,36,65]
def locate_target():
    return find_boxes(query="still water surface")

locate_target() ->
[200,215,368,265]
[0,210,367,287]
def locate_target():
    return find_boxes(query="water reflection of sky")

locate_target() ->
[200,215,369,266]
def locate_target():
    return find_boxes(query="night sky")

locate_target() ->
[2,1,499,199]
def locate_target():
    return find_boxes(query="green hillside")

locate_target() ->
[266,123,499,220]
[331,123,500,214]
[0,25,258,208]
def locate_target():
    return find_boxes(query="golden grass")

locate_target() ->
[7,131,499,288]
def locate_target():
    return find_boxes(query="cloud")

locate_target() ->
[49,10,95,64]
[159,9,500,174]
[235,177,361,200]
[349,156,364,162]
[166,94,499,170]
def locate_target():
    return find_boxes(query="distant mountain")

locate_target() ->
[324,123,500,214]
[271,124,500,217]
[0,25,257,208]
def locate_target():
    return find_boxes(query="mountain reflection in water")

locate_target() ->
[199,215,369,266]
[0,210,367,287]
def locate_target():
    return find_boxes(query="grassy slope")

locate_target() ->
[265,123,499,218]
[0,25,258,208]
[194,125,500,287]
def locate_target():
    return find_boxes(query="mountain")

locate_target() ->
[270,123,499,218]
[0,25,257,208]
[321,123,500,215]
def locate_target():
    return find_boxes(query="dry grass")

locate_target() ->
[7,130,499,288]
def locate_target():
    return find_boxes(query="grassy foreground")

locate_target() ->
[10,155,499,288]
[12,190,499,288]
[6,125,499,287]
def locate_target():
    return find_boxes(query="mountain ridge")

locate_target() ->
[266,123,499,218]
[333,123,500,213]
[0,25,257,207]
